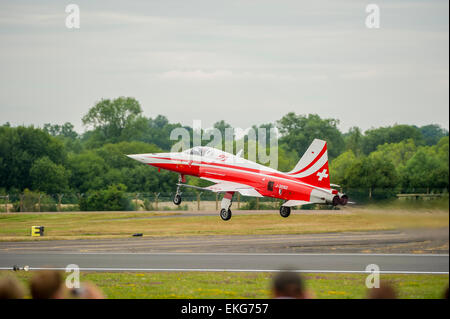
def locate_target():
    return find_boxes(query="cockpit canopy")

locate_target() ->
[183,146,222,158]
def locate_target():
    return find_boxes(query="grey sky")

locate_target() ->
[0,0,448,133]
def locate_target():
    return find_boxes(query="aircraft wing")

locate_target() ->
[204,181,263,197]
[197,177,263,197]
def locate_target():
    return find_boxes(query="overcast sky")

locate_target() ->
[0,0,448,133]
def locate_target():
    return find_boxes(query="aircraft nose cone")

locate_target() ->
[127,153,164,164]
[127,154,144,162]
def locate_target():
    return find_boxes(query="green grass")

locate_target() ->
[3,271,448,299]
[365,197,449,211]
[0,209,448,241]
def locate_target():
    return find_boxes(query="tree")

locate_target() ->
[435,136,449,163]
[30,157,70,194]
[371,139,417,168]
[93,141,178,193]
[67,151,108,193]
[0,126,66,191]
[420,124,449,146]
[362,124,424,154]
[95,141,162,170]
[79,184,132,211]
[276,145,299,172]
[121,165,178,193]
[43,122,78,139]
[44,122,82,153]
[344,127,363,156]
[401,146,449,192]
[249,123,276,146]
[329,150,357,186]
[82,97,143,143]
[120,115,185,151]
[277,113,344,159]
[344,152,398,198]
[213,120,233,137]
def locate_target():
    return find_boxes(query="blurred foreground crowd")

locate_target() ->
[0,270,104,299]
[0,270,448,299]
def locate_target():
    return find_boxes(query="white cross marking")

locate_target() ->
[317,169,328,181]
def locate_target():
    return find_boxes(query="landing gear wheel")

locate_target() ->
[339,195,348,206]
[280,206,291,218]
[332,195,340,206]
[173,194,182,205]
[220,208,232,221]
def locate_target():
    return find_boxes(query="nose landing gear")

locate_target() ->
[173,175,184,205]
[219,191,234,221]
[173,193,182,205]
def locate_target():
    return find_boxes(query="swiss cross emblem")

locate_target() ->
[317,169,328,181]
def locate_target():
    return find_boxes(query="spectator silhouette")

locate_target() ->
[30,270,65,299]
[0,275,25,299]
[367,281,397,299]
[272,271,313,299]
[69,282,105,299]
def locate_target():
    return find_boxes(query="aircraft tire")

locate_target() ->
[332,195,340,206]
[279,206,291,218]
[220,208,232,221]
[173,194,182,205]
[339,195,348,206]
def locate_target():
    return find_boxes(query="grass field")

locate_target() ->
[2,270,447,299]
[0,208,448,241]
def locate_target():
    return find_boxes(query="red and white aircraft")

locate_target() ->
[127,139,348,220]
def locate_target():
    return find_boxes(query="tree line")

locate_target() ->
[0,97,448,210]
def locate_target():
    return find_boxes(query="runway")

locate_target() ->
[0,228,448,254]
[1,228,448,274]
[0,252,448,274]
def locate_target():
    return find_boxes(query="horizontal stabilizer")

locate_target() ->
[282,200,313,207]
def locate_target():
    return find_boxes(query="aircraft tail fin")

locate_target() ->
[287,139,330,189]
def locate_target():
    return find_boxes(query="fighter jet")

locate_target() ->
[127,139,348,221]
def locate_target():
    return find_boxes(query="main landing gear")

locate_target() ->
[279,206,291,218]
[220,208,232,221]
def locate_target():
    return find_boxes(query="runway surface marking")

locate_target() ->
[0,267,447,275]
[1,252,447,274]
